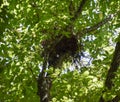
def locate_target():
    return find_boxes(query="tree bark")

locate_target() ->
[37,72,52,102]
[99,40,120,102]
[37,57,52,102]
[105,41,120,89]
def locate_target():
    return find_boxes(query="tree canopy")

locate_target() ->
[0,0,120,102]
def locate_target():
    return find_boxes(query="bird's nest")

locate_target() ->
[42,34,79,68]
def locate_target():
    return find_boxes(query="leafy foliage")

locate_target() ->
[0,0,120,102]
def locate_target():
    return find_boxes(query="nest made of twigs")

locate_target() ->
[42,34,79,68]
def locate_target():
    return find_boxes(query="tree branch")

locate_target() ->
[109,95,120,102]
[71,0,87,21]
[77,10,120,37]
[77,14,112,37]
[99,35,120,102]
[105,41,120,89]
[37,55,52,102]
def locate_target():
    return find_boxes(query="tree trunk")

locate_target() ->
[99,40,120,102]
[37,58,52,102]
[37,72,52,102]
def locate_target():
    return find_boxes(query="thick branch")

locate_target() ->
[99,37,120,102]
[71,0,87,21]
[105,41,120,89]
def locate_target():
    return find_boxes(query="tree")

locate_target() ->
[0,0,120,102]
